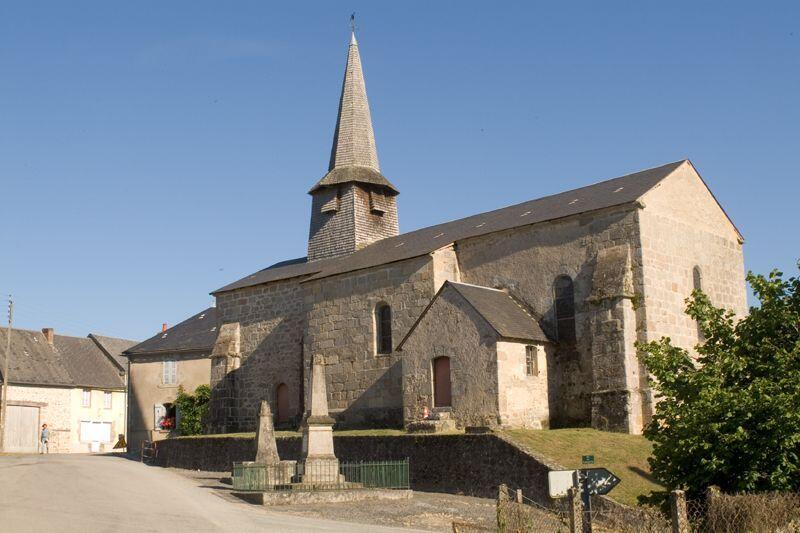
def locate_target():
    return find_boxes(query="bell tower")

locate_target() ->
[307,32,399,262]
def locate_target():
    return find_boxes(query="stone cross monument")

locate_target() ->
[300,354,342,483]
[254,400,280,464]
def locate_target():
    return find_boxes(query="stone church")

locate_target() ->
[205,32,747,435]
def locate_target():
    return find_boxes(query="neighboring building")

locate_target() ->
[192,31,747,435]
[123,308,217,452]
[0,327,134,453]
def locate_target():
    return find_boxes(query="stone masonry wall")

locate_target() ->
[8,384,72,453]
[153,433,556,503]
[455,206,644,430]
[636,163,747,425]
[496,341,553,429]
[638,163,747,353]
[303,255,434,427]
[401,286,500,427]
[213,278,307,432]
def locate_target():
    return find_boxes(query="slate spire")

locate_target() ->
[328,31,380,171]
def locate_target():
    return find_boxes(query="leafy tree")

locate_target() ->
[173,384,211,436]
[638,263,800,498]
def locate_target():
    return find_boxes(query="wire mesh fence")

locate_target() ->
[590,503,671,533]
[232,458,410,492]
[686,489,800,533]
[496,485,571,533]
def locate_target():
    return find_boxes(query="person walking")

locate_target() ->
[40,423,50,454]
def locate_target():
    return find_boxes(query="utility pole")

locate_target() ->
[1,295,13,452]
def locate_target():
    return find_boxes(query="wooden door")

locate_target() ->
[7,405,40,453]
[433,357,452,408]
[276,383,289,424]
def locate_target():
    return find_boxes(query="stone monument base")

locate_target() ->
[252,488,413,506]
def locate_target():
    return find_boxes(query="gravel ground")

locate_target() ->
[174,469,497,532]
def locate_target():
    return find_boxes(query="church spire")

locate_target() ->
[328,30,380,171]
[309,30,398,195]
[307,30,400,263]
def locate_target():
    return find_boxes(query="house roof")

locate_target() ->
[124,307,218,356]
[215,160,686,294]
[89,334,137,372]
[0,329,129,389]
[397,281,550,350]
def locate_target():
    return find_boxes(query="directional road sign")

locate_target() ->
[581,467,621,496]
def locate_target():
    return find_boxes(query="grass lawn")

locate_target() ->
[499,428,663,507]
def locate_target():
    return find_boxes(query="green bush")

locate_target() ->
[174,384,211,436]
[638,262,800,499]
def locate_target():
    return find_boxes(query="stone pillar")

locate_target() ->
[670,489,689,533]
[587,245,643,434]
[254,400,279,464]
[208,322,241,434]
[568,486,582,533]
[300,354,341,484]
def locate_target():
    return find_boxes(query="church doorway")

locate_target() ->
[433,356,452,408]
[275,383,289,424]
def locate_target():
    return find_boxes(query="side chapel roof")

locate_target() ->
[397,281,551,350]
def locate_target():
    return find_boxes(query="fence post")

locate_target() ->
[516,489,523,503]
[497,484,509,532]
[670,489,689,533]
[568,486,582,533]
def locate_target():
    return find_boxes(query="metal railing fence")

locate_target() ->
[232,458,410,492]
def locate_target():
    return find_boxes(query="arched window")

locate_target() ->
[554,276,576,343]
[693,266,705,342]
[375,303,392,354]
[275,383,289,424]
[432,356,452,408]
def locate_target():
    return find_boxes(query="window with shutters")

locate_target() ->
[162,359,177,385]
[554,276,576,343]
[375,303,392,355]
[81,389,91,407]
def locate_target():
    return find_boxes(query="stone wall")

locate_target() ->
[400,285,501,427]
[153,433,557,503]
[496,341,552,429]
[303,255,434,427]
[455,205,644,431]
[8,384,72,453]
[638,163,748,354]
[212,278,306,432]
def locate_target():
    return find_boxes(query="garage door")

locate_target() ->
[6,405,40,453]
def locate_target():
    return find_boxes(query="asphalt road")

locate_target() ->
[0,453,427,533]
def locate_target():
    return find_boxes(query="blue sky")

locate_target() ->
[1,2,798,341]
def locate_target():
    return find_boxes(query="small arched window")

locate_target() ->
[375,303,392,354]
[554,276,576,343]
[693,266,705,342]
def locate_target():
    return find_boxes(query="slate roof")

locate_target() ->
[124,307,218,356]
[397,282,550,350]
[89,334,137,371]
[215,160,687,294]
[0,329,129,389]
